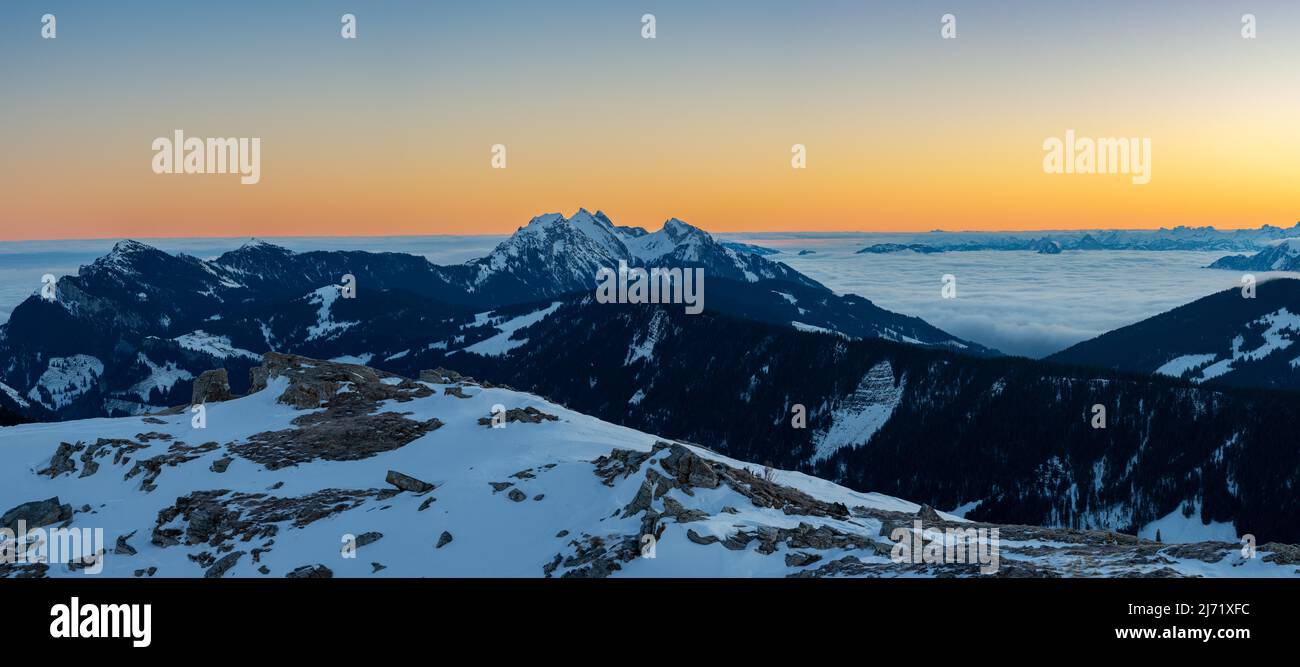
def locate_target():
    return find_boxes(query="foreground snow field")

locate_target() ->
[2,354,1297,578]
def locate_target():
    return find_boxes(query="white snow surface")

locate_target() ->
[462,302,561,357]
[26,355,105,410]
[0,374,940,578]
[174,331,260,361]
[1138,502,1238,544]
[0,367,1292,578]
[809,361,905,464]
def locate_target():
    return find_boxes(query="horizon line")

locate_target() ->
[3,220,1300,245]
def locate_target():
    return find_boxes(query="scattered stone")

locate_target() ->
[204,551,243,578]
[687,529,719,545]
[477,406,559,426]
[386,470,435,493]
[418,497,436,511]
[258,565,270,575]
[556,530,569,538]
[133,567,157,578]
[507,489,527,502]
[419,368,462,384]
[489,482,514,493]
[2,497,74,532]
[141,417,167,425]
[785,552,823,567]
[209,456,233,473]
[114,530,138,556]
[533,494,545,501]
[437,531,453,549]
[354,531,383,548]
[371,562,386,573]
[39,443,81,477]
[444,386,470,399]
[917,504,943,524]
[286,564,333,578]
[661,496,709,523]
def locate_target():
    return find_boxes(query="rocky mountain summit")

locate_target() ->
[2,354,1295,578]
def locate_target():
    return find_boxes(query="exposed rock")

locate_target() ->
[209,456,233,473]
[39,442,81,477]
[687,529,719,545]
[419,368,463,384]
[371,562,386,573]
[152,488,381,549]
[489,482,514,493]
[2,497,74,531]
[507,489,527,502]
[660,444,720,489]
[785,552,823,567]
[418,497,436,511]
[917,504,943,524]
[1262,542,1300,565]
[354,531,383,548]
[125,440,220,492]
[443,386,471,399]
[232,407,442,471]
[286,564,333,578]
[620,478,655,518]
[192,369,234,404]
[114,530,138,556]
[133,567,157,577]
[437,531,453,549]
[533,494,545,501]
[386,470,434,493]
[661,496,709,523]
[477,406,559,426]
[204,551,243,578]
[593,446,662,486]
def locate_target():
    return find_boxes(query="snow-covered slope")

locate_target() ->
[1208,238,1300,271]
[3,354,1294,578]
[1049,278,1300,390]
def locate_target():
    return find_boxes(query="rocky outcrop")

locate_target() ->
[1,497,73,531]
[477,406,559,426]
[192,369,234,405]
[286,564,333,578]
[385,470,434,493]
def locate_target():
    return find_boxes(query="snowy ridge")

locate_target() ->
[4,354,1290,578]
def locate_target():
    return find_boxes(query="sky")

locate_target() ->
[1,0,1298,240]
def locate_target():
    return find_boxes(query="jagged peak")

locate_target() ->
[108,239,157,256]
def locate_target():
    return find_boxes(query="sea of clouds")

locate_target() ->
[726,233,1297,357]
[0,233,1290,358]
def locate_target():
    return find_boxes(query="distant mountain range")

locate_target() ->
[1049,278,1300,390]
[6,213,1300,542]
[855,223,1300,254]
[0,210,990,420]
[1208,239,1300,272]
